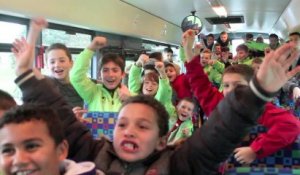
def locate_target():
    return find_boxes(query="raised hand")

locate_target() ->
[208,59,216,66]
[88,36,107,51]
[11,37,34,76]
[117,84,131,102]
[182,29,197,62]
[256,43,300,93]
[27,17,48,44]
[155,61,167,79]
[136,54,149,67]
[194,43,202,57]
[12,17,48,76]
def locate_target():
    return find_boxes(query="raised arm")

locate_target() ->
[12,18,47,76]
[128,54,149,93]
[70,36,107,104]
[183,30,224,115]
[12,18,103,162]
[170,35,300,174]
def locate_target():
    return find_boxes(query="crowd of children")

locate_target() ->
[1,17,300,175]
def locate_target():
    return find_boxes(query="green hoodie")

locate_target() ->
[128,64,177,126]
[70,49,122,112]
[167,119,194,144]
[203,61,224,87]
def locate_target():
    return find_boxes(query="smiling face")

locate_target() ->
[177,100,194,121]
[0,120,67,175]
[165,66,177,82]
[142,80,158,96]
[100,61,125,90]
[142,73,159,96]
[46,49,73,83]
[113,103,165,162]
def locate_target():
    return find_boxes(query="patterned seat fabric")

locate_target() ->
[84,112,118,141]
[225,167,300,175]
[225,125,300,170]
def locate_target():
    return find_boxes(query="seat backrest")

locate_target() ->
[225,125,300,170]
[225,167,300,175]
[84,112,118,141]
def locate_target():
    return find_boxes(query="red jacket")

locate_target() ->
[171,73,193,103]
[186,55,300,158]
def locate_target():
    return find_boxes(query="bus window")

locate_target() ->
[0,52,22,104]
[0,21,26,43]
[42,28,91,48]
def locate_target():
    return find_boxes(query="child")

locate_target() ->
[200,49,224,88]
[234,44,253,65]
[183,29,300,164]
[162,47,174,62]
[12,19,300,174]
[0,104,104,175]
[167,97,195,145]
[216,31,232,51]
[0,89,16,117]
[45,43,84,108]
[25,18,83,109]
[164,61,192,105]
[130,58,177,125]
[220,47,232,68]
[70,36,130,112]
[203,33,215,51]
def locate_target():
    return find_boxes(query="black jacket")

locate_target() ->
[16,70,266,175]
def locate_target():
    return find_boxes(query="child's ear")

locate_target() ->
[121,71,126,78]
[156,136,167,151]
[57,140,69,161]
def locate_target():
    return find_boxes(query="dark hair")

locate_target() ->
[206,33,215,39]
[178,97,195,108]
[236,44,249,53]
[141,61,159,77]
[223,64,254,83]
[99,53,125,72]
[0,104,64,146]
[252,57,263,64]
[0,89,16,110]
[149,52,163,62]
[46,43,72,61]
[120,95,169,137]
[245,33,254,40]
[289,32,300,37]
[214,43,221,47]
[221,47,230,52]
[163,48,173,54]
[269,33,279,39]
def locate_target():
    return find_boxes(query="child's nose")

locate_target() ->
[13,150,30,166]
[124,126,136,138]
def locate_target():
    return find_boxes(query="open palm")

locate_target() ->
[11,37,34,76]
[257,43,300,93]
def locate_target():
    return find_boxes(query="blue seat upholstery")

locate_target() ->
[84,112,118,141]
[225,125,300,170]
